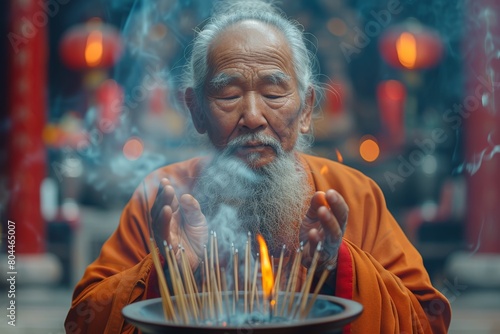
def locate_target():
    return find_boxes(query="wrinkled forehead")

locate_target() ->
[206,20,296,80]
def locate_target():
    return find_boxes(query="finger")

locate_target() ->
[307,228,321,257]
[325,189,349,231]
[305,191,327,220]
[179,194,208,257]
[151,178,170,221]
[153,205,174,243]
[317,205,342,244]
[179,194,206,227]
[151,179,179,222]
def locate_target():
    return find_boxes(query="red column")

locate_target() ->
[7,0,48,254]
[464,0,500,253]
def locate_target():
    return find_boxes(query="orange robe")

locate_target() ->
[65,153,451,333]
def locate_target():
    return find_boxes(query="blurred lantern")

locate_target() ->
[95,79,124,133]
[377,80,407,146]
[379,20,443,70]
[59,19,123,70]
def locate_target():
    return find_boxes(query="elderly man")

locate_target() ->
[65,1,451,333]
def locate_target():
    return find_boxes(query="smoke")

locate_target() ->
[477,7,499,114]
[455,132,500,175]
[70,0,219,203]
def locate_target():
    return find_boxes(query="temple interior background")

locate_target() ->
[1,0,500,333]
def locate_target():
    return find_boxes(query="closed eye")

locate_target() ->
[264,95,284,99]
[219,95,239,100]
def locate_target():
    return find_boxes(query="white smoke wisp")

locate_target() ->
[478,7,500,114]
[455,132,500,175]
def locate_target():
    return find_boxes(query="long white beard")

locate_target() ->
[193,133,313,255]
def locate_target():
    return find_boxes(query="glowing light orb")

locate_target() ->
[85,30,104,67]
[359,136,380,162]
[396,32,417,69]
[123,137,144,161]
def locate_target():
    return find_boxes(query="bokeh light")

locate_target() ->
[396,32,417,69]
[327,18,347,36]
[123,137,144,161]
[335,148,344,163]
[359,136,380,162]
[85,30,103,67]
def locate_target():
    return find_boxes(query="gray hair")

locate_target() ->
[182,0,318,111]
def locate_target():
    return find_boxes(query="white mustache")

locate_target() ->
[224,133,284,156]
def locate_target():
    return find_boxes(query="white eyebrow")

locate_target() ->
[208,72,240,90]
[261,71,291,85]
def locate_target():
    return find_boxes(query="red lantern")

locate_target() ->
[59,20,123,69]
[379,20,444,70]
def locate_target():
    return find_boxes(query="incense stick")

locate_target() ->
[294,242,322,318]
[214,232,222,296]
[301,265,334,319]
[250,253,259,313]
[151,229,333,325]
[233,248,239,315]
[149,238,175,321]
[179,246,199,323]
[286,244,303,316]
[221,268,231,323]
[166,243,189,324]
[272,244,285,315]
[203,245,215,320]
[244,240,249,314]
[142,181,176,321]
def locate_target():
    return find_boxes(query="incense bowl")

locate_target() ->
[123,292,363,334]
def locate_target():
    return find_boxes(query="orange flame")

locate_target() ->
[335,149,343,163]
[396,32,417,69]
[85,30,103,67]
[256,234,273,300]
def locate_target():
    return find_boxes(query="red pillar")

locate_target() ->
[7,0,48,254]
[464,0,500,253]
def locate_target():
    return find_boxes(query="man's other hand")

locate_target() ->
[151,178,208,270]
[300,190,349,273]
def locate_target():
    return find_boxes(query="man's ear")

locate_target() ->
[299,87,315,133]
[185,87,206,134]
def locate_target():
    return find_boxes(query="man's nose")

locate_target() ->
[238,92,268,131]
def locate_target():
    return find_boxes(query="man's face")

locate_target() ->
[188,20,313,168]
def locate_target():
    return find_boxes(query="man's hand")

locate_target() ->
[300,189,348,273]
[150,178,208,270]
